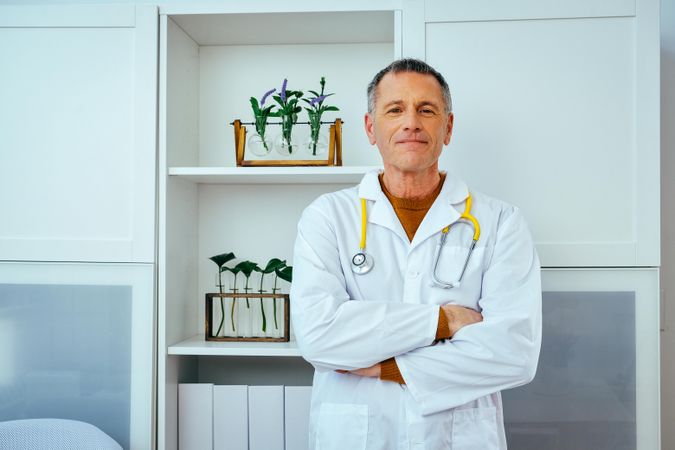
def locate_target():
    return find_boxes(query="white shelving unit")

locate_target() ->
[158,4,400,450]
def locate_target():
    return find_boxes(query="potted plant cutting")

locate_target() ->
[206,252,293,341]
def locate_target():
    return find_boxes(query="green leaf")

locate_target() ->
[276,266,292,283]
[222,266,240,274]
[209,252,236,268]
[263,258,286,274]
[249,98,261,114]
[308,90,320,97]
[235,260,259,278]
[323,106,339,112]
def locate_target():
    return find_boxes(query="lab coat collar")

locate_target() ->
[357,169,469,248]
[358,169,408,242]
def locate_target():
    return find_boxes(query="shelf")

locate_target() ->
[168,166,379,184]
[168,334,303,357]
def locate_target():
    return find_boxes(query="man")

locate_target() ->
[290,59,541,450]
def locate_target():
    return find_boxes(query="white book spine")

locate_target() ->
[285,386,313,450]
[178,383,213,450]
[248,385,284,450]
[213,385,248,450]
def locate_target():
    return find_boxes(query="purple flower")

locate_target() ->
[309,95,328,106]
[260,88,276,107]
[280,79,288,103]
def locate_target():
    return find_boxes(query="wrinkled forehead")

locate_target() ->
[374,71,446,108]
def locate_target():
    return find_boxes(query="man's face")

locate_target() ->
[365,72,453,174]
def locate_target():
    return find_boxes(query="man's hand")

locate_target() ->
[335,363,381,378]
[441,303,483,336]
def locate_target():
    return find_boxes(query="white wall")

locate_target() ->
[660,0,675,449]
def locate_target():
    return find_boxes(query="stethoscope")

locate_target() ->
[351,193,481,289]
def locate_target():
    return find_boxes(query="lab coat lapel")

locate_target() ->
[409,173,468,249]
[357,170,410,244]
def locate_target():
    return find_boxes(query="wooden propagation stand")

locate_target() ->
[205,292,290,342]
[233,118,343,167]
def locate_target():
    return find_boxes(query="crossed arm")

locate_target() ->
[340,304,483,380]
[290,202,541,415]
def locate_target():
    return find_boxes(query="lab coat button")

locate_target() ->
[407,270,419,279]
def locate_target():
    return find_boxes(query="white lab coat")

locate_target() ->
[290,169,542,450]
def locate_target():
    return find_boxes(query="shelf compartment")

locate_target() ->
[168,334,302,357]
[169,10,395,46]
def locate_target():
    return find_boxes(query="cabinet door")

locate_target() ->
[0,5,157,263]
[419,0,659,267]
[0,261,154,450]
[502,269,659,450]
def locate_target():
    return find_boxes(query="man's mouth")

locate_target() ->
[396,138,428,144]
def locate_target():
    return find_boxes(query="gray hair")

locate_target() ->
[367,58,452,114]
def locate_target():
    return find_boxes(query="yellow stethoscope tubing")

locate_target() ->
[359,198,367,250]
[441,193,480,240]
[433,193,480,288]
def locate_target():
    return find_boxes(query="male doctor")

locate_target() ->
[290,59,542,450]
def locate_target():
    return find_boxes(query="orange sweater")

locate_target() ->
[377,173,452,384]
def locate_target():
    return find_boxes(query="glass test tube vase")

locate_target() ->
[205,292,290,342]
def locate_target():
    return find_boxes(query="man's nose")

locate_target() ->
[402,109,422,131]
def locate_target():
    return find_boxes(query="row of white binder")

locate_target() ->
[178,384,312,450]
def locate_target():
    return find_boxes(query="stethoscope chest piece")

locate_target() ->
[351,251,374,275]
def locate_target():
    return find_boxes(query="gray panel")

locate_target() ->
[0,284,132,449]
[503,291,636,450]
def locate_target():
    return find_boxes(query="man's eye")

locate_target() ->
[387,108,402,113]
[420,108,435,114]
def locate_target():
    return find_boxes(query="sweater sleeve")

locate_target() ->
[380,358,405,384]
[436,306,451,340]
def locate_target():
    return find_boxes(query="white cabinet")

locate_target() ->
[0,261,154,449]
[503,268,660,450]
[421,0,660,267]
[0,6,157,450]
[0,5,157,263]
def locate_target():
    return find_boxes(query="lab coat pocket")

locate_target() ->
[316,403,368,450]
[451,406,499,450]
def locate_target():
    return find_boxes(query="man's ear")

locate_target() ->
[364,112,377,145]
[444,113,454,146]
